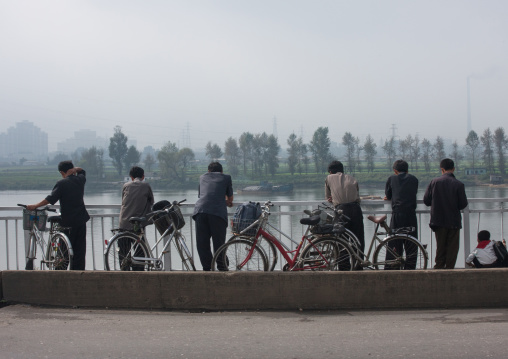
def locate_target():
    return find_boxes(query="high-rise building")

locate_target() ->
[57,129,109,154]
[0,121,48,161]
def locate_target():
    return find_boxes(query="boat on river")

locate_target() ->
[236,183,293,195]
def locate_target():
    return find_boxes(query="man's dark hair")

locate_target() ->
[440,158,455,171]
[129,166,144,179]
[393,160,409,173]
[58,161,74,173]
[328,161,344,174]
[208,162,223,173]
[478,230,490,242]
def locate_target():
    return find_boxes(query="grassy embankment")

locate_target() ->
[0,164,492,191]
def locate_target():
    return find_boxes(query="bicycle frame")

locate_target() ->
[131,224,184,267]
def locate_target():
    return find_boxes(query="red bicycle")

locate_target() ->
[211,201,355,271]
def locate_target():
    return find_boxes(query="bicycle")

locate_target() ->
[211,201,355,271]
[17,204,73,270]
[318,203,429,270]
[104,199,196,271]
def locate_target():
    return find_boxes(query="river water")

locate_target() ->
[1,183,507,270]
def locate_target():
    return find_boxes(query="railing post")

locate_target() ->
[463,206,471,261]
[5,220,9,269]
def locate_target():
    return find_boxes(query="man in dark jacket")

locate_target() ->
[27,161,90,270]
[423,158,468,269]
[384,160,419,269]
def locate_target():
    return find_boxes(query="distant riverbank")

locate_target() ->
[0,165,496,191]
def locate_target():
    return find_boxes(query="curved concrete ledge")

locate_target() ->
[2,269,508,310]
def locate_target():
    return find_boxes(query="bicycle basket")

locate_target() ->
[152,205,185,235]
[22,209,48,231]
[231,218,259,236]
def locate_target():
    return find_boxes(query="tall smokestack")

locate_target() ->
[467,77,472,134]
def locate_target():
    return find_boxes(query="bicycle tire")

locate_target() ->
[104,234,150,271]
[25,233,36,270]
[174,233,196,271]
[373,235,428,270]
[45,233,73,270]
[211,239,268,271]
[299,237,355,271]
[228,234,278,271]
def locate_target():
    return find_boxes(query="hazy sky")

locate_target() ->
[1,0,507,152]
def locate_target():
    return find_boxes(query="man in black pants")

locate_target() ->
[192,162,234,271]
[27,161,90,270]
[384,159,419,269]
[325,160,364,268]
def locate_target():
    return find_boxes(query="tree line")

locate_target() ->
[65,125,508,182]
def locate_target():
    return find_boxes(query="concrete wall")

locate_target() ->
[2,270,508,310]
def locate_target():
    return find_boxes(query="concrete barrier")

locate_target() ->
[2,270,508,310]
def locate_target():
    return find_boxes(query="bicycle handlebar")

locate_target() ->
[17,204,56,212]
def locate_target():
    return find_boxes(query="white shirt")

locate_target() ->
[466,240,498,265]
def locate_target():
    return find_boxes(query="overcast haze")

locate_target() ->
[1,0,507,152]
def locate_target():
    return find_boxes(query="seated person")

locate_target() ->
[465,230,499,268]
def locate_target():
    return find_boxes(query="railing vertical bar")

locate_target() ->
[5,220,9,270]
[90,218,96,270]
[463,206,471,262]
[15,219,19,270]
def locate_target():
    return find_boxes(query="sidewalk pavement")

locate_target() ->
[1,304,507,359]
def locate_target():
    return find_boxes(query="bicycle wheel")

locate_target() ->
[211,239,268,271]
[46,233,73,270]
[25,233,36,270]
[373,235,428,270]
[174,233,196,271]
[228,234,278,271]
[299,237,355,271]
[104,234,150,271]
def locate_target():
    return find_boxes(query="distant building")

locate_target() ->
[0,121,48,162]
[57,129,109,154]
[464,168,487,175]
[490,175,504,184]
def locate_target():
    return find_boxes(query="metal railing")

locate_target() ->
[1,199,506,270]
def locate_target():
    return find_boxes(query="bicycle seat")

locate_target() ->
[47,216,62,224]
[300,215,321,226]
[367,215,387,224]
[128,216,146,224]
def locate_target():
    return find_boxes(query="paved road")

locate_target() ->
[1,304,507,359]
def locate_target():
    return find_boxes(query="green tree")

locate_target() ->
[363,135,377,173]
[465,130,480,170]
[382,136,397,170]
[298,140,309,174]
[448,140,464,171]
[481,128,494,173]
[433,136,446,163]
[109,126,128,176]
[287,133,299,175]
[408,135,420,171]
[78,146,104,179]
[342,132,356,173]
[264,134,280,176]
[124,145,141,172]
[239,132,254,175]
[310,127,331,173]
[224,137,240,176]
[421,138,432,172]
[144,153,156,172]
[205,141,223,162]
[157,142,195,182]
[493,127,507,175]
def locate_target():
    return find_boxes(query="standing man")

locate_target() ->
[27,161,90,270]
[423,158,468,269]
[119,166,154,231]
[325,160,365,256]
[384,159,419,269]
[192,162,234,271]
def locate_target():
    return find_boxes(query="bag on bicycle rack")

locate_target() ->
[152,200,185,235]
[231,201,262,236]
[22,208,48,231]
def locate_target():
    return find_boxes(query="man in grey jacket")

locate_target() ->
[192,162,234,271]
[423,158,468,269]
[119,166,154,231]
